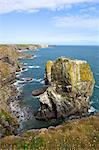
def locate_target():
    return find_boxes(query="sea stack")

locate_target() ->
[36,57,95,120]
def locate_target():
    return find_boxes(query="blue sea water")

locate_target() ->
[18,46,99,129]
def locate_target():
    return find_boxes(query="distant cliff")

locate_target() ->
[0,44,48,51]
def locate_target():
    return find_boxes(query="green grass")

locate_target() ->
[0,115,99,150]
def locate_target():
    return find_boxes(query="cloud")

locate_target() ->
[0,0,99,14]
[79,6,99,14]
[53,15,99,32]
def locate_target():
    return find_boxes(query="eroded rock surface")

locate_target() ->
[36,57,95,120]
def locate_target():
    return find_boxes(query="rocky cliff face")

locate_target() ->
[0,46,20,137]
[36,57,95,120]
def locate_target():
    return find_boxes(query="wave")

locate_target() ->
[21,68,28,72]
[16,73,21,77]
[40,80,45,84]
[88,106,96,113]
[95,85,99,89]
[17,77,43,83]
[13,80,25,92]
[24,63,28,66]
[28,65,40,69]
[32,78,43,82]
[95,73,99,76]
[33,55,37,58]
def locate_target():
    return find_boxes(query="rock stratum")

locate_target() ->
[0,45,21,138]
[36,57,95,120]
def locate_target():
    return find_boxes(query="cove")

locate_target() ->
[16,46,99,130]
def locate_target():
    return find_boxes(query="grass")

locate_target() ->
[0,115,99,150]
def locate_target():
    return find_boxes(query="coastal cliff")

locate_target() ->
[0,44,49,138]
[1,44,48,51]
[36,57,95,120]
[0,46,21,137]
[0,46,98,150]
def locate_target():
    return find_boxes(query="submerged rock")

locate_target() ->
[36,57,95,120]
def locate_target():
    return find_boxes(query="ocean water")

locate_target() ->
[18,46,99,130]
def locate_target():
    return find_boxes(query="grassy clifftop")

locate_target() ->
[0,115,99,150]
[0,45,20,79]
[0,45,20,60]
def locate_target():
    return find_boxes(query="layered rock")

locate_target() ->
[0,45,21,137]
[36,57,95,120]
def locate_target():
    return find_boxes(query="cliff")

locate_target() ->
[0,44,48,51]
[0,45,21,137]
[36,57,95,120]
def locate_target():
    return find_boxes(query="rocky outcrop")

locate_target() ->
[0,45,21,137]
[32,85,49,96]
[36,57,95,120]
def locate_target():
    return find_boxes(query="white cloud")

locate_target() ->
[80,6,99,14]
[52,14,99,44]
[0,0,99,14]
[53,15,99,32]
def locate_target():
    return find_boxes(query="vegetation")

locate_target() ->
[0,115,99,149]
[0,60,11,78]
[46,60,53,74]
[0,45,20,60]
[0,45,20,137]
[80,63,95,83]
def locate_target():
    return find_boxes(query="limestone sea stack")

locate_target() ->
[36,57,95,120]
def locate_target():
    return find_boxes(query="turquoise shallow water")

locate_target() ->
[18,46,99,129]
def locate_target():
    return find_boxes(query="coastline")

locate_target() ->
[0,44,99,149]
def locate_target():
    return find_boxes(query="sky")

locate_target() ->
[0,0,99,45]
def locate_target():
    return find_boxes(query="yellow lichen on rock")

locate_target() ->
[37,57,95,120]
[80,63,95,83]
[46,60,53,74]
[45,60,53,84]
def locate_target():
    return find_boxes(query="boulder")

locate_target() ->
[36,57,95,120]
[32,85,49,96]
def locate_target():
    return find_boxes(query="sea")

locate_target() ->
[16,46,99,130]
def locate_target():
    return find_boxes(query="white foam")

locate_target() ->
[28,65,40,69]
[33,55,37,58]
[95,85,99,89]
[40,80,45,84]
[88,106,96,113]
[17,77,43,83]
[32,78,42,82]
[14,80,25,92]
[20,50,29,52]
[24,63,28,65]
[21,68,28,72]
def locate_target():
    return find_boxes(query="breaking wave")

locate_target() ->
[95,85,99,89]
[28,65,40,69]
